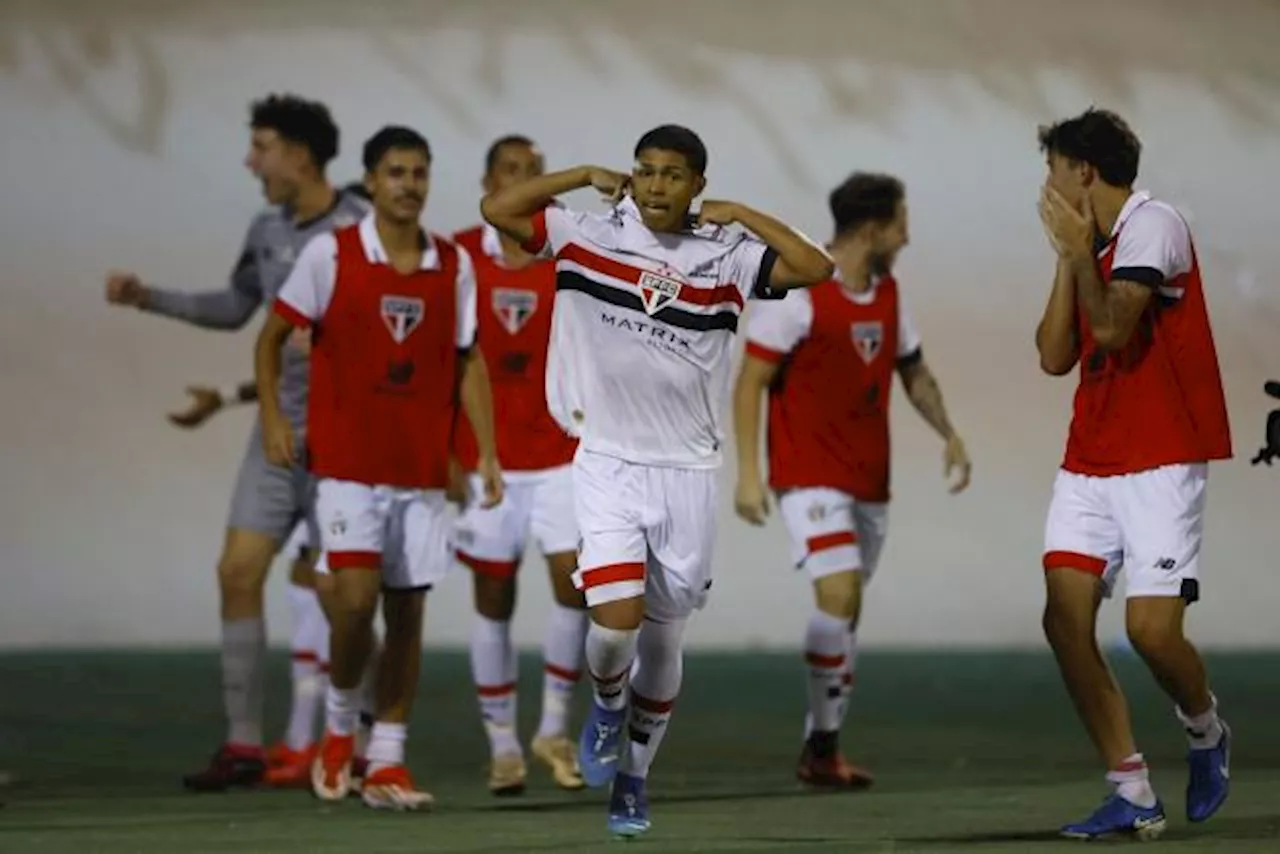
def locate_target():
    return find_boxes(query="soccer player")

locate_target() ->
[481,124,834,837]
[165,377,332,786]
[452,135,588,795]
[103,94,369,791]
[1035,108,1233,840]
[733,172,971,789]
[256,125,502,811]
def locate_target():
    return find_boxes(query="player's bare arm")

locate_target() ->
[699,202,834,290]
[1035,258,1081,376]
[457,346,504,508]
[1041,185,1151,350]
[896,357,972,494]
[252,312,297,466]
[732,353,781,525]
[167,381,258,429]
[480,165,628,246]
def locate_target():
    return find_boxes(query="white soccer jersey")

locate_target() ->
[524,198,779,468]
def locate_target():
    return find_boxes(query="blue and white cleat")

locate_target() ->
[1186,721,1231,822]
[1060,794,1167,841]
[577,700,626,789]
[608,772,651,839]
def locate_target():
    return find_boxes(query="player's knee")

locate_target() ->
[1125,602,1184,658]
[472,574,516,621]
[1041,597,1092,648]
[382,590,426,641]
[591,597,645,631]
[330,579,380,625]
[216,553,270,597]
[813,570,861,621]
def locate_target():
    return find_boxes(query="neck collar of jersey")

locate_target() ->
[359,213,439,270]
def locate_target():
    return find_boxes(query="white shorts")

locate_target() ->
[571,449,717,622]
[313,478,452,591]
[1043,463,1206,601]
[453,465,579,578]
[280,520,312,561]
[777,487,889,582]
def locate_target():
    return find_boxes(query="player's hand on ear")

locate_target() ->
[943,434,972,494]
[167,386,223,429]
[587,167,630,204]
[734,476,770,526]
[696,200,741,228]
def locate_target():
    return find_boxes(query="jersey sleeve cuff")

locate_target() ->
[273,299,312,328]
[750,248,784,300]
[520,209,550,255]
[745,340,788,364]
[1109,266,1165,288]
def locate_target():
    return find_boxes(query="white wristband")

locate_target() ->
[219,386,245,406]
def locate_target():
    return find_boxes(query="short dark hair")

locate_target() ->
[249,94,339,169]
[829,172,905,237]
[362,125,432,173]
[633,124,707,174]
[485,134,536,173]
[1037,108,1141,187]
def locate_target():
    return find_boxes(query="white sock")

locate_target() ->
[1106,753,1157,808]
[221,617,266,748]
[469,615,520,756]
[1178,694,1225,750]
[365,722,407,775]
[285,584,325,751]
[838,626,859,728]
[325,684,360,737]
[537,603,587,739]
[803,611,848,736]
[620,618,686,779]
[585,623,639,712]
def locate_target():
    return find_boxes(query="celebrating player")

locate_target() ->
[452,135,588,795]
[733,172,971,789]
[1035,108,1233,840]
[104,94,368,791]
[482,124,833,837]
[256,125,502,810]
[165,375,333,786]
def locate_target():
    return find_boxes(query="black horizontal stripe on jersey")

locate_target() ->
[556,270,739,333]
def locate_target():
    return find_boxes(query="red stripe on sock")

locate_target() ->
[1114,759,1148,773]
[476,682,516,698]
[544,663,582,682]
[632,691,675,714]
[805,651,846,668]
[589,668,628,686]
[291,650,318,663]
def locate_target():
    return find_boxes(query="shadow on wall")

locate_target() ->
[2,0,1279,165]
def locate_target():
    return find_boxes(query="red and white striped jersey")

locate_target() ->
[523,198,779,468]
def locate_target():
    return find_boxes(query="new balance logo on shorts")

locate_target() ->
[1154,557,1177,571]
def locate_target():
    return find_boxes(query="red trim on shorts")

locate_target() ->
[457,551,520,579]
[580,562,645,589]
[745,340,787,364]
[477,682,516,697]
[328,550,381,570]
[1042,550,1107,576]
[631,692,675,714]
[805,651,847,668]
[806,531,858,553]
[544,663,582,682]
[273,298,312,329]
[291,650,318,663]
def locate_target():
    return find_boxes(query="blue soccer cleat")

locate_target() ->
[578,700,626,789]
[608,772,651,838]
[1186,721,1231,822]
[1060,793,1167,841]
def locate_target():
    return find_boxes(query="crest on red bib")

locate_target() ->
[638,266,683,316]
[381,295,424,344]
[851,321,884,365]
[492,288,538,335]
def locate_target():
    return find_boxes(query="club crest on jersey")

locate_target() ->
[638,269,682,316]
[492,288,538,335]
[381,295,425,344]
[851,321,884,365]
